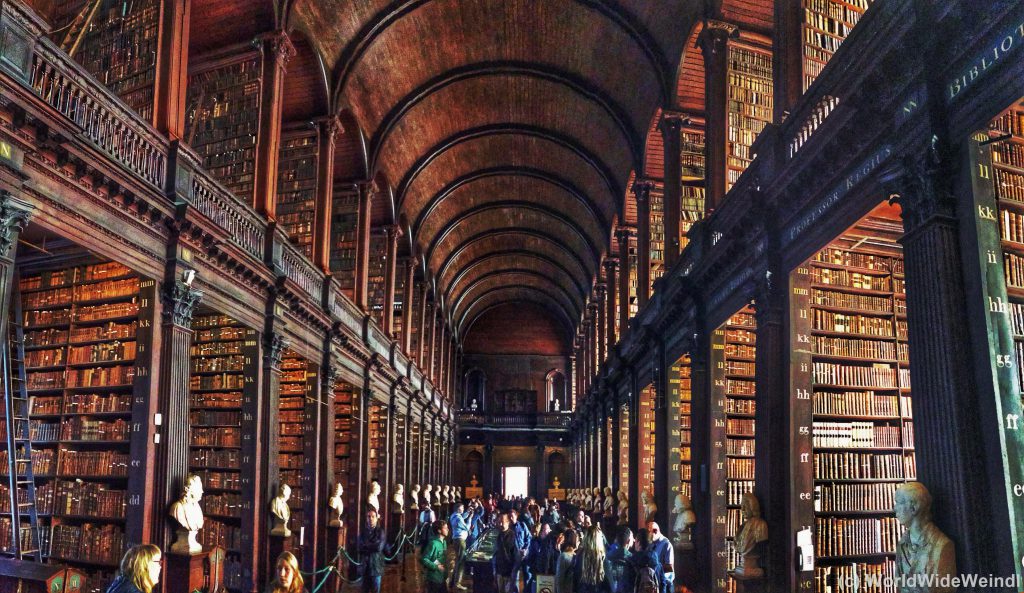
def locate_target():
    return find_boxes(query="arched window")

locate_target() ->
[463,450,483,486]
[464,368,486,411]
[546,370,568,412]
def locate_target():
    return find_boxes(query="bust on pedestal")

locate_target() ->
[366,479,381,514]
[617,489,629,525]
[270,484,292,537]
[895,482,957,593]
[671,493,696,550]
[328,482,344,527]
[169,474,205,555]
[423,484,434,508]
[732,493,768,578]
[641,487,658,524]
[392,483,405,515]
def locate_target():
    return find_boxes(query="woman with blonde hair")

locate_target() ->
[267,551,306,593]
[106,544,163,593]
[572,525,611,593]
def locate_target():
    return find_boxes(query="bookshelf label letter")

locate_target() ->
[978,205,997,221]
[800,452,810,463]
[1007,414,1020,430]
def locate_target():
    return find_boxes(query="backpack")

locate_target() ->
[635,565,660,593]
[607,557,628,593]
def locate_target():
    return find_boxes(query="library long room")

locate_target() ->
[0,1,1022,593]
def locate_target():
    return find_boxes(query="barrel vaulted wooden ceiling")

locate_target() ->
[188,0,773,345]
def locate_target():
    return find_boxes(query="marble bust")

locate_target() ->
[423,484,434,507]
[602,487,614,516]
[641,487,658,523]
[270,483,292,537]
[169,473,205,554]
[671,493,696,547]
[592,487,603,514]
[733,493,768,578]
[410,484,421,509]
[328,482,344,527]
[366,479,381,513]
[441,485,451,504]
[617,489,629,525]
[392,483,405,514]
[895,482,956,593]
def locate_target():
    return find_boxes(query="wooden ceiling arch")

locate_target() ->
[458,286,577,340]
[283,0,705,337]
[437,236,592,302]
[436,229,595,294]
[395,125,623,219]
[452,271,584,323]
[444,252,590,306]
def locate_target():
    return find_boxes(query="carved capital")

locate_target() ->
[0,193,31,259]
[632,179,654,203]
[260,30,296,69]
[615,226,637,244]
[317,116,344,150]
[603,257,620,272]
[594,282,607,298]
[881,149,955,233]
[160,279,203,328]
[384,223,402,242]
[323,362,344,391]
[659,111,691,137]
[263,332,290,368]
[698,19,738,54]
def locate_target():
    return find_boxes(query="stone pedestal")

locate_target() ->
[166,547,225,593]
[674,543,697,591]
[324,525,346,592]
[268,534,286,573]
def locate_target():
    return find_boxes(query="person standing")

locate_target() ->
[554,530,578,593]
[606,527,635,593]
[572,525,611,593]
[106,544,163,593]
[510,509,533,592]
[645,521,674,593]
[358,508,386,593]
[421,520,450,593]
[449,501,476,590]
[495,512,520,593]
[267,552,307,593]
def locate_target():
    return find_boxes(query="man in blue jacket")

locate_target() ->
[509,508,532,592]
[449,501,479,590]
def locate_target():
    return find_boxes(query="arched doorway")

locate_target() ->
[547,451,568,490]
[546,370,567,412]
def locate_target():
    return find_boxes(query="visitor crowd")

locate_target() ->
[104,492,675,593]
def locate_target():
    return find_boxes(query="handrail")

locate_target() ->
[30,40,168,189]
[279,236,325,301]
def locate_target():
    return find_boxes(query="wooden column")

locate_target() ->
[252,31,293,217]
[402,258,416,354]
[417,281,428,365]
[588,303,599,383]
[482,443,494,494]
[772,0,804,123]
[382,224,401,336]
[595,409,606,489]
[616,228,634,327]
[604,258,619,351]
[534,444,546,497]
[438,324,448,391]
[626,370,640,529]
[653,341,674,531]
[256,326,287,588]
[685,306,713,593]
[312,117,341,272]
[661,113,684,267]
[151,271,202,554]
[319,364,341,575]
[596,282,607,367]
[609,399,621,495]
[890,151,1020,581]
[697,21,736,212]
[752,270,796,593]
[354,183,374,309]
[152,0,190,138]
[634,180,653,309]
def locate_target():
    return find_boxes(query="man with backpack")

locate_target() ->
[631,529,665,593]
[645,521,674,593]
[606,527,635,593]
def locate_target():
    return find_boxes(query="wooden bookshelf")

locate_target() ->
[636,384,656,522]
[803,0,875,91]
[726,43,772,193]
[650,188,665,287]
[409,420,422,488]
[51,0,159,121]
[990,104,1024,395]
[279,351,315,551]
[330,187,359,299]
[188,313,258,593]
[185,52,263,204]
[2,261,156,593]
[332,383,358,525]
[277,129,319,259]
[408,281,422,364]
[366,234,387,329]
[671,356,693,500]
[366,402,385,486]
[627,235,639,320]
[680,124,706,251]
[789,226,913,593]
[725,308,756,593]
